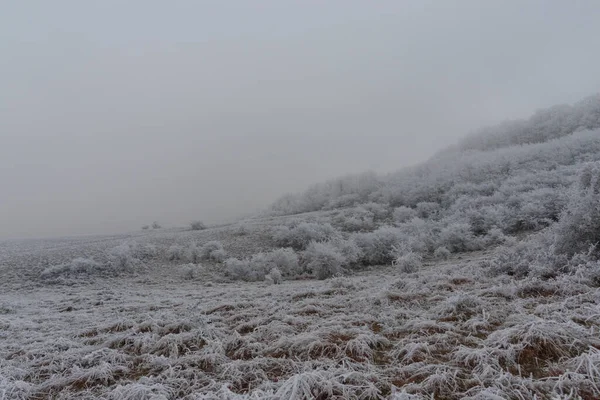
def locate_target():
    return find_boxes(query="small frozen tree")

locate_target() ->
[303,241,346,280]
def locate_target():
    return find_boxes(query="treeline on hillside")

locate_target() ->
[269,129,600,217]
[453,94,600,152]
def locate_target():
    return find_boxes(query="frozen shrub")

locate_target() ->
[167,245,185,261]
[392,246,422,273]
[234,223,250,236]
[224,248,300,281]
[333,207,375,232]
[437,223,483,253]
[224,258,257,281]
[354,226,404,265]
[485,226,508,246]
[393,206,417,224]
[199,241,227,262]
[184,243,202,264]
[272,222,339,250]
[360,202,390,220]
[190,220,206,231]
[132,243,157,260]
[208,248,227,263]
[434,246,451,260]
[330,238,363,267]
[553,164,600,257]
[151,221,162,229]
[416,201,441,219]
[302,241,346,280]
[397,217,438,253]
[40,257,105,280]
[252,248,300,277]
[107,243,140,272]
[265,267,282,284]
[180,263,204,280]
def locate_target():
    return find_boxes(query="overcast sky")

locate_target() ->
[2,1,600,239]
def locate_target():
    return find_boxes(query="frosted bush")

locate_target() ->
[253,248,300,277]
[333,207,375,232]
[354,226,405,265]
[208,248,227,263]
[485,227,508,246]
[302,241,346,280]
[392,246,422,273]
[132,243,158,260]
[224,258,257,281]
[416,201,441,219]
[223,248,300,281]
[167,245,185,261]
[330,238,363,268]
[40,257,105,280]
[437,223,483,253]
[272,222,339,250]
[553,164,600,257]
[434,246,451,260]
[189,241,227,263]
[360,202,391,220]
[107,243,140,273]
[265,267,282,284]
[184,244,202,264]
[180,263,204,280]
[393,206,417,224]
[190,220,206,230]
[234,223,250,236]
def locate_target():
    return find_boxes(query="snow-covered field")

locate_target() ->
[2,221,600,400]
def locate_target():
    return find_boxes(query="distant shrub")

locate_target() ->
[131,243,158,260]
[437,223,483,253]
[224,258,257,281]
[265,267,282,284]
[200,241,227,262]
[360,202,390,220]
[415,202,441,219]
[330,238,363,268]
[272,222,339,250]
[223,248,300,282]
[167,245,185,261]
[302,241,346,280]
[190,220,207,231]
[208,248,227,263]
[107,243,140,273]
[141,225,150,230]
[253,248,300,277]
[333,207,375,232]
[485,227,508,246]
[392,246,422,273]
[151,221,162,229]
[434,246,451,260]
[181,263,204,280]
[393,206,417,224]
[234,223,251,236]
[40,258,105,280]
[184,244,202,264]
[553,164,600,258]
[354,226,404,265]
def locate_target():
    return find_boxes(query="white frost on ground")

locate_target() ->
[1,222,600,399]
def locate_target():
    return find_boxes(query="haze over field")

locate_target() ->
[2,1,600,238]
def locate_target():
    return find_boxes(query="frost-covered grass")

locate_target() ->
[4,97,600,398]
[2,226,600,399]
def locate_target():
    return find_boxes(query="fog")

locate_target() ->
[1,1,600,239]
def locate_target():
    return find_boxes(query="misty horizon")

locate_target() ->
[2,1,600,239]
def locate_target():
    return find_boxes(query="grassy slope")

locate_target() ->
[1,222,600,399]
